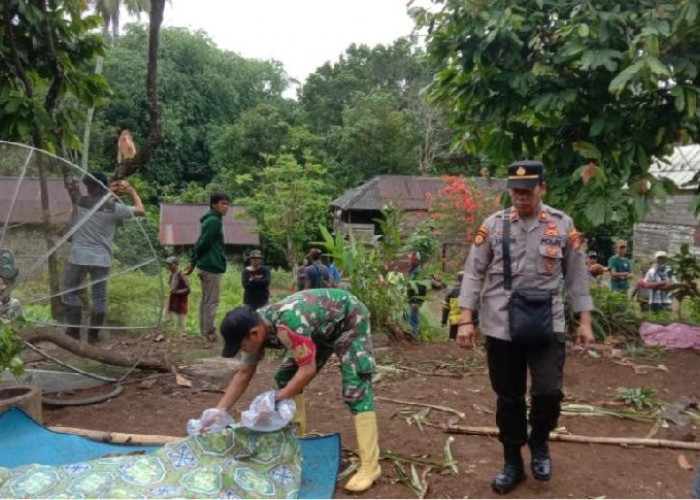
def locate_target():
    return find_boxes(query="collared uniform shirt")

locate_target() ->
[459,204,593,341]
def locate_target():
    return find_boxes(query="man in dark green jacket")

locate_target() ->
[185,193,230,342]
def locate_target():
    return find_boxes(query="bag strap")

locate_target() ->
[502,209,512,291]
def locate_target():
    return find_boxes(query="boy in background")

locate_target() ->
[166,256,190,335]
[441,272,463,341]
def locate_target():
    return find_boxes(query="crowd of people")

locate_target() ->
[587,240,675,312]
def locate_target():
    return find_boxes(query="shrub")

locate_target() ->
[566,285,642,340]
[667,243,700,320]
[317,226,409,338]
[0,319,26,377]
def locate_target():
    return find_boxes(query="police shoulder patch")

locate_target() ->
[474,225,488,246]
[545,205,565,218]
[568,227,582,251]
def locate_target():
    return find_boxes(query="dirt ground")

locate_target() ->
[37,332,700,499]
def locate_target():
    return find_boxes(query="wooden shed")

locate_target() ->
[158,203,260,258]
[633,144,700,260]
[330,175,504,239]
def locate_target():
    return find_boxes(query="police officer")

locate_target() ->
[457,160,594,494]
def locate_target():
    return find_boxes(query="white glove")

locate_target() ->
[186,408,235,435]
[241,390,296,432]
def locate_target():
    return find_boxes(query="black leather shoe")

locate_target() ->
[491,462,526,494]
[530,446,552,481]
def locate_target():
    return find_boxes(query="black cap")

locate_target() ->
[220,306,261,358]
[507,160,544,189]
[83,172,109,195]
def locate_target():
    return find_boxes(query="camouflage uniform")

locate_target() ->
[239,289,376,413]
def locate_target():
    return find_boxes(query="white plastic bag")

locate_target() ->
[241,390,296,432]
[186,407,235,436]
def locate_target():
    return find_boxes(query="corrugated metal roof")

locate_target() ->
[0,178,73,225]
[330,175,506,211]
[649,144,700,189]
[158,203,259,246]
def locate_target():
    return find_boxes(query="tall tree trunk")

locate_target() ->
[114,0,165,179]
[286,237,296,287]
[81,21,110,171]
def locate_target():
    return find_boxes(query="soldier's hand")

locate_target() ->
[575,323,594,347]
[456,324,475,350]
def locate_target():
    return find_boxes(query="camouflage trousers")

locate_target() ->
[274,301,376,414]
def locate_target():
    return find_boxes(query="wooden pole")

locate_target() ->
[431,422,700,451]
[48,426,180,446]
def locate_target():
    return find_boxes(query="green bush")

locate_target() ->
[317,227,409,338]
[566,285,642,340]
[0,319,26,377]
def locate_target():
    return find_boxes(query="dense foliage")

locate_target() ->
[88,25,289,185]
[413,0,700,231]
[0,0,109,152]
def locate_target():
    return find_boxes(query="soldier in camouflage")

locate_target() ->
[214,288,381,493]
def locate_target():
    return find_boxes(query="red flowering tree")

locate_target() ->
[428,175,501,271]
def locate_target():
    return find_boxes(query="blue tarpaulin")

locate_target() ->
[0,407,340,499]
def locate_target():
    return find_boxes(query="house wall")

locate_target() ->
[334,209,431,239]
[633,192,700,260]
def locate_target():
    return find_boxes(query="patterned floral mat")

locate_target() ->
[0,426,302,499]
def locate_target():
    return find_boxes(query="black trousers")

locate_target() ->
[486,336,566,448]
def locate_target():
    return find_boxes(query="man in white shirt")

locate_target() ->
[641,251,673,312]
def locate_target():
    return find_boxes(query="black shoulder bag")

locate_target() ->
[502,210,555,344]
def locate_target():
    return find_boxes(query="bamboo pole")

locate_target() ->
[430,422,700,451]
[48,426,180,446]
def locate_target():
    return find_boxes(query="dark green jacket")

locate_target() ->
[190,210,226,274]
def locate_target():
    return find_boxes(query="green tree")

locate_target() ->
[327,90,423,186]
[237,155,332,269]
[1,0,165,317]
[92,0,150,41]
[82,0,151,170]
[89,26,288,189]
[211,103,321,180]
[0,0,109,155]
[1,0,110,317]
[414,0,700,230]
[300,38,428,133]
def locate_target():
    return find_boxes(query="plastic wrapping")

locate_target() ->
[187,407,235,436]
[241,390,296,432]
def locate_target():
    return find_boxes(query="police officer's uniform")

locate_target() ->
[459,161,593,493]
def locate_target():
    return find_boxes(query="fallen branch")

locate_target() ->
[24,331,171,372]
[47,426,180,445]
[430,422,700,451]
[377,397,466,419]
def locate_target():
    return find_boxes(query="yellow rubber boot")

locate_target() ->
[291,393,306,437]
[345,411,381,492]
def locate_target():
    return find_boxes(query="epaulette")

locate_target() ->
[542,204,565,218]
